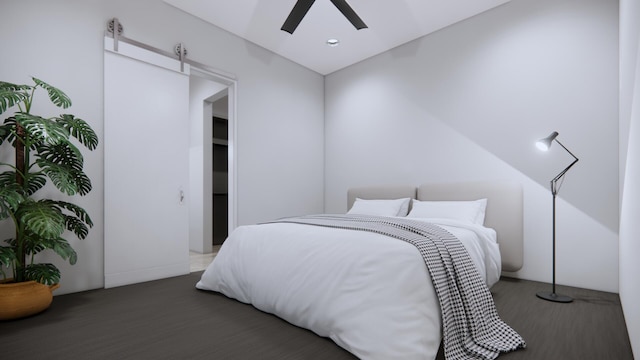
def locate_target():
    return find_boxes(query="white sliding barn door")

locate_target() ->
[104,37,190,288]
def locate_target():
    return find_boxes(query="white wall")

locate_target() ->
[325,0,619,292]
[0,0,325,294]
[619,0,640,356]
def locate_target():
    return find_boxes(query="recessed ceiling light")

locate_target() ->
[326,38,340,47]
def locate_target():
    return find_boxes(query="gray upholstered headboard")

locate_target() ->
[347,182,523,272]
[417,182,523,272]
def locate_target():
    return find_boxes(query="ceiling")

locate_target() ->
[164,0,511,75]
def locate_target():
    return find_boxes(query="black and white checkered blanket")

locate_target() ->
[273,214,526,360]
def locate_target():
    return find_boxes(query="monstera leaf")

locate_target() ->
[0,81,30,115]
[17,199,65,239]
[57,114,98,151]
[0,171,46,196]
[24,263,61,285]
[14,113,69,146]
[32,78,71,109]
[0,184,24,220]
[0,246,17,268]
[36,158,91,196]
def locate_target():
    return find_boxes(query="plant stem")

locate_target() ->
[14,123,26,282]
[15,125,25,186]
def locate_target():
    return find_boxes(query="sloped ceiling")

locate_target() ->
[164,0,511,75]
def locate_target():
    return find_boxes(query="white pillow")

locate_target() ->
[407,198,488,225]
[347,198,412,217]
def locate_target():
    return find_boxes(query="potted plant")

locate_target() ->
[0,77,97,320]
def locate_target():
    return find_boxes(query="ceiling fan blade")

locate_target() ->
[330,0,367,30]
[281,0,316,34]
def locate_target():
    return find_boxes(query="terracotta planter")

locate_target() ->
[0,280,60,320]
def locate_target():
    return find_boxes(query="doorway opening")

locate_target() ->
[188,68,236,259]
[212,95,228,246]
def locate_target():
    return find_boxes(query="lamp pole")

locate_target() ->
[552,189,557,295]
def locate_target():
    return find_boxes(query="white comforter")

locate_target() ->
[196,217,501,360]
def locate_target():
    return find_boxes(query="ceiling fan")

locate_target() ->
[281,0,368,34]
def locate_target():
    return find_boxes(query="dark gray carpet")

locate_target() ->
[479,277,634,360]
[0,274,633,360]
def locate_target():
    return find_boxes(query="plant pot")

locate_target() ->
[0,279,60,320]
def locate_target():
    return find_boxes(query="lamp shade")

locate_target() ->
[536,131,559,151]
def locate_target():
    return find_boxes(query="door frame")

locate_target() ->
[189,67,237,253]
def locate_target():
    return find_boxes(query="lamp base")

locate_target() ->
[536,291,573,303]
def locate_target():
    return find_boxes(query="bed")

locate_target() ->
[197,181,525,359]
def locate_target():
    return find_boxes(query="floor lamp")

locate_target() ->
[535,131,578,303]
